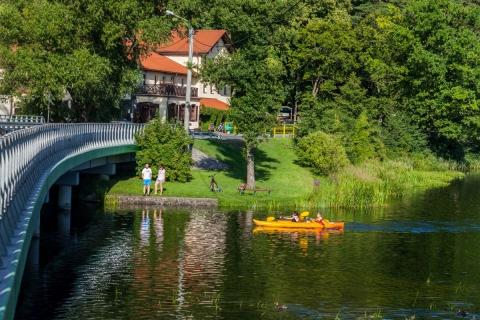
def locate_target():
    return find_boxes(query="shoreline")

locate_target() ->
[105,194,218,210]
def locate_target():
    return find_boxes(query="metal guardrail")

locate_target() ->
[0,123,143,253]
[0,115,45,124]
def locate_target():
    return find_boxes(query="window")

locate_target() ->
[223,85,227,95]
[210,85,214,94]
[143,73,146,85]
[154,75,157,84]
[171,76,175,84]
[181,78,184,87]
[162,76,165,83]
[203,84,207,94]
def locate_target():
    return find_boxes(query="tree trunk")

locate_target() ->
[312,76,321,97]
[246,144,256,189]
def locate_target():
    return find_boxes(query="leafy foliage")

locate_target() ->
[346,112,384,164]
[199,108,227,131]
[135,120,193,182]
[2,0,480,165]
[296,131,349,175]
[0,0,172,121]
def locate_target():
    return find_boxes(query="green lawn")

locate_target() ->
[107,138,315,207]
[106,137,463,208]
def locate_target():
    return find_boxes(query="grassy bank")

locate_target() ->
[105,138,463,208]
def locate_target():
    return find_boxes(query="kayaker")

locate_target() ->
[291,211,300,222]
[315,213,325,226]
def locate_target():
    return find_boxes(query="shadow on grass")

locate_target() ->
[200,139,279,182]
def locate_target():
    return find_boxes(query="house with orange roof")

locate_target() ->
[131,30,232,129]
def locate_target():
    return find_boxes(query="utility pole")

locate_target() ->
[184,26,194,132]
[166,10,194,133]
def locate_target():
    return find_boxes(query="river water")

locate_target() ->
[15,175,480,319]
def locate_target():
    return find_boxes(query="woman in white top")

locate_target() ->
[154,165,166,195]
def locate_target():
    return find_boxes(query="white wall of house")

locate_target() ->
[159,38,231,103]
[135,95,168,122]
[0,69,14,116]
[0,96,14,116]
[135,36,231,128]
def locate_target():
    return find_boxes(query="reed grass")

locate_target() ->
[305,160,463,208]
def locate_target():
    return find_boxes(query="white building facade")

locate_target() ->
[132,30,232,129]
[0,69,15,116]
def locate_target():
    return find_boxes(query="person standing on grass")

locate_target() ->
[155,164,166,195]
[141,164,152,196]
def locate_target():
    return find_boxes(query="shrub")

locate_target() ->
[199,108,227,131]
[381,111,428,157]
[135,120,193,182]
[296,131,349,175]
[346,112,383,164]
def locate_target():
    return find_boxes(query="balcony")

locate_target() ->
[136,83,198,98]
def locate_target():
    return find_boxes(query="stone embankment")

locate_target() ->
[111,195,218,208]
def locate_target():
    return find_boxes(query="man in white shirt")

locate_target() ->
[154,165,166,195]
[141,164,152,196]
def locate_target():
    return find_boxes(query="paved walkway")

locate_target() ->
[192,148,229,170]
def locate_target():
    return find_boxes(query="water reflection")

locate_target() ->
[139,209,164,247]
[15,175,480,320]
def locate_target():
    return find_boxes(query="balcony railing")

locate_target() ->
[136,83,198,98]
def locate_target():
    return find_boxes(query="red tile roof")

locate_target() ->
[200,98,230,111]
[156,30,227,55]
[140,52,188,75]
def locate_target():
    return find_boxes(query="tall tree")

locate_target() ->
[0,0,172,121]
[202,49,284,188]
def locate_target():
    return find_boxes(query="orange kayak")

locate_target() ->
[253,219,344,230]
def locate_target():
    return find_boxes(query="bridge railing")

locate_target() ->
[0,123,143,257]
[0,115,45,124]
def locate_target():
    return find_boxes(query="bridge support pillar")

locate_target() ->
[56,171,79,210]
[44,190,50,204]
[58,210,71,236]
[58,185,72,209]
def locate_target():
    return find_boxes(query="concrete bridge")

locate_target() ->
[0,123,143,320]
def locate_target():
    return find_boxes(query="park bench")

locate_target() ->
[238,183,272,195]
